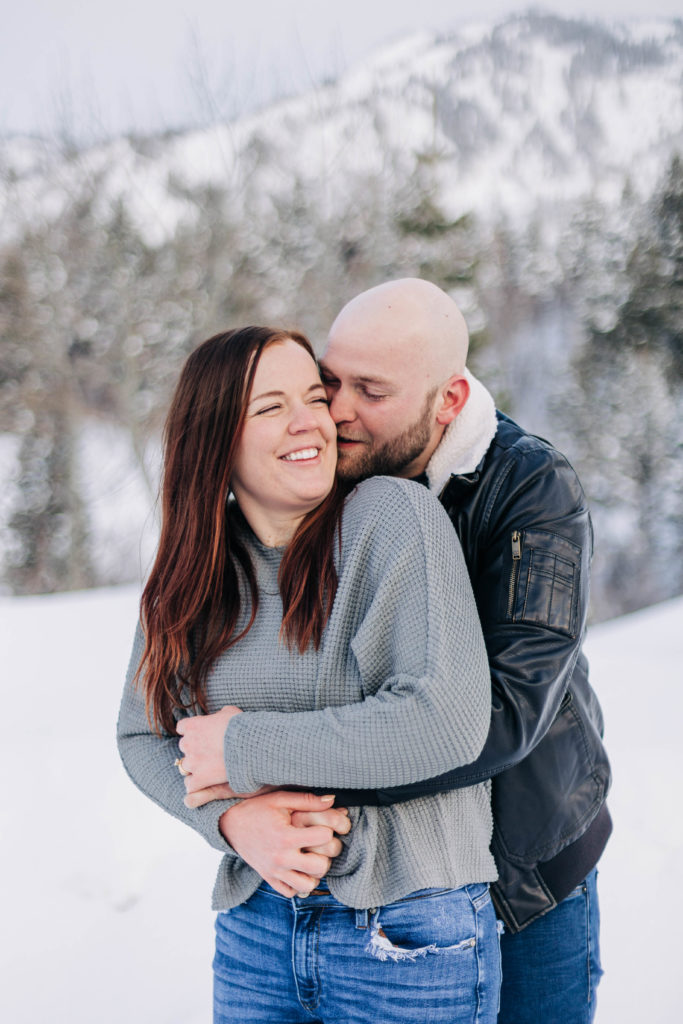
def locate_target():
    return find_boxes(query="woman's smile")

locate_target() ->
[280,446,322,462]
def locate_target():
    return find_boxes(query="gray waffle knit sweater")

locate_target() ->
[118,476,496,910]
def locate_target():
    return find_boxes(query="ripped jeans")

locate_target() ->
[213,881,501,1023]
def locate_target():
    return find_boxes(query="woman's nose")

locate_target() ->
[289,404,320,432]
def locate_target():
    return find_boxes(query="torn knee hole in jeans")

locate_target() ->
[365,919,477,963]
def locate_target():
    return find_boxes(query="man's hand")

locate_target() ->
[218,791,351,897]
[290,806,352,856]
[176,705,242,792]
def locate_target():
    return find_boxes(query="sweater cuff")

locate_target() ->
[192,798,242,856]
[224,713,259,793]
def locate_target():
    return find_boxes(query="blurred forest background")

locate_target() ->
[1,11,682,621]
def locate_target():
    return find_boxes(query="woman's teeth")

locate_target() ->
[282,448,319,462]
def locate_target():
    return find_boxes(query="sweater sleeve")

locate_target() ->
[116,622,239,856]
[366,438,596,803]
[224,480,491,793]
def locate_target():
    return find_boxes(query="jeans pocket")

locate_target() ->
[365,887,479,962]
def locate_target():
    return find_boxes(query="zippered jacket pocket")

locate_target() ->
[505,528,582,637]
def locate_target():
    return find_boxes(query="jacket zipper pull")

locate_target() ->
[507,531,522,618]
[511,531,522,561]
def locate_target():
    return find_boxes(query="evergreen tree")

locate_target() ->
[564,157,683,615]
[592,154,683,378]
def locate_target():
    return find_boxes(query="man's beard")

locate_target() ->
[336,387,437,482]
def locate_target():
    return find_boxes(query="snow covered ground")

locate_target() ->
[1,585,681,1022]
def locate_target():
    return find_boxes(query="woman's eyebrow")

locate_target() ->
[249,389,285,404]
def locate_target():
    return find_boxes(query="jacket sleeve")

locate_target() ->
[116,621,240,855]
[363,441,594,805]
[222,484,491,794]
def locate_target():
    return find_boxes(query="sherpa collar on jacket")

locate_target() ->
[425,369,498,496]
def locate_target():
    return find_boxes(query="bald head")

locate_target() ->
[321,279,472,481]
[326,278,469,383]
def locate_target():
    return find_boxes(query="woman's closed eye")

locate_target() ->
[254,394,328,415]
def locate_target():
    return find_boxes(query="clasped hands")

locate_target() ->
[176,705,351,898]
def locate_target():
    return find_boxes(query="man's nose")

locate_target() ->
[328,388,356,425]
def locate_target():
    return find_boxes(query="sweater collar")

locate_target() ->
[425,369,498,495]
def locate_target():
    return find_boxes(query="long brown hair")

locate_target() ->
[136,326,347,733]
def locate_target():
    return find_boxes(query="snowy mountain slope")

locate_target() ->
[2,13,683,246]
[0,585,681,1022]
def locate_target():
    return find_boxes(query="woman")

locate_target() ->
[118,326,500,1023]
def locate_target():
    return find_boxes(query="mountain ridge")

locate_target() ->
[2,12,682,247]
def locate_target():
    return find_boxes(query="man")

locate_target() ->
[187,279,611,1023]
[316,279,611,1022]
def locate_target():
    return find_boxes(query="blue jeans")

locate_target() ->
[213,881,501,1023]
[498,869,603,1024]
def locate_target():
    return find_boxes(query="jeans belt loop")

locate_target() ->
[355,907,370,930]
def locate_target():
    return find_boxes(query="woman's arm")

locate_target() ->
[221,480,491,794]
[116,622,240,853]
[117,624,345,870]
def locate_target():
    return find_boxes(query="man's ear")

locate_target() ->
[435,375,470,426]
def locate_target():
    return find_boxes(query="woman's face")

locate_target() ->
[231,339,338,544]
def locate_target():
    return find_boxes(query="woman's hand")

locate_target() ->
[185,786,351,858]
[184,782,277,805]
[176,705,242,792]
[218,791,351,897]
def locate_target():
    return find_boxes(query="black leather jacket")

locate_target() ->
[337,413,611,931]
